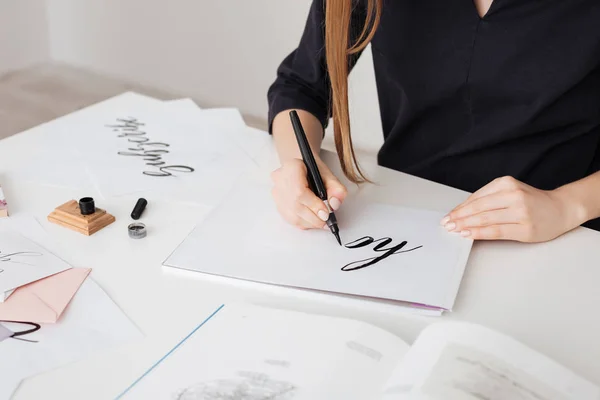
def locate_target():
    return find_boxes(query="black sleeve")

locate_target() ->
[267,0,367,133]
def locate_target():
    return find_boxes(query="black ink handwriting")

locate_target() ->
[341,236,423,271]
[106,117,195,177]
[0,321,41,343]
[0,251,43,266]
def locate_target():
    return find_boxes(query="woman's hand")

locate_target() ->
[442,176,586,242]
[271,158,347,230]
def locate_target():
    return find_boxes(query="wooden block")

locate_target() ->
[48,200,115,236]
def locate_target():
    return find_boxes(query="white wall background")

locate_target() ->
[45,0,383,153]
[4,0,383,154]
[0,0,49,75]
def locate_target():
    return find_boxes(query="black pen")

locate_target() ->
[289,110,342,245]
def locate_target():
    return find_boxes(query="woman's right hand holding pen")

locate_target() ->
[270,109,347,230]
[271,157,347,230]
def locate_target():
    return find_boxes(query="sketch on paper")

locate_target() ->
[106,117,195,177]
[422,344,567,400]
[0,250,43,266]
[173,371,297,400]
[341,236,423,272]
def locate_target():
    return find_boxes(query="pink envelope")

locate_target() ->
[0,268,91,323]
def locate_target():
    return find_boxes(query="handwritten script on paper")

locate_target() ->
[106,117,196,177]
[341,236,423,271]
[0,321,41,343]
[0,251,43,266]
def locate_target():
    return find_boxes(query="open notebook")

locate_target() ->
[118,304,598,400]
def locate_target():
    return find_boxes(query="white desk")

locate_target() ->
[1,125,599,399]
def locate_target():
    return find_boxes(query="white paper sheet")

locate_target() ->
[164,98,203,112]
[0,214,66,263]
[4,93,164,191]
[0,277,141,400]
[118,303,408,400]
[163,100,271,164]
[51,92,257,205]
[6,93,266,206]
[0,231,72,301]
[163,267,444,317]
[5,143,91,191]
[380,323,600,400]
[0,215,64,303]
[164,184,473,311]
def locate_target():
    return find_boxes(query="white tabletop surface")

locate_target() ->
[1,122,599,399]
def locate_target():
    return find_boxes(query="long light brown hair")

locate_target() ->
[325,0,382,183]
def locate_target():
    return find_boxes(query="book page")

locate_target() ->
[120,303,409,400]
[380,322,599,400]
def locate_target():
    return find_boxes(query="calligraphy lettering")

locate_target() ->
[0,321,41,343]
[341,236,423,271]
[106,117,195,177]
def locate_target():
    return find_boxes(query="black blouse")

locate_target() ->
[267,0,600,231]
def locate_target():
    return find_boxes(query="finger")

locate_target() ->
[323,177,347,211]
[272,189,314,230]
[459,224,528,242]
[270,168,282,183]
[278,206,320,231]
[298,189,330,222]
[294,217,317,230]
[296,204,327,229]
[290,215,315,230]
[456,176,520,210]
[446,192,512,223]
[449,209,520,232]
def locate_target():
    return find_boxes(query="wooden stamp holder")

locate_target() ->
[48,200,115,236]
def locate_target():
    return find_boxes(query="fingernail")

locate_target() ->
[317,210,329,222]
[461,230,471,237]
[329,197,341,211]
[440,216,450,225]
[445,222,456,232]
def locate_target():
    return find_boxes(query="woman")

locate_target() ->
[267,0,600,242]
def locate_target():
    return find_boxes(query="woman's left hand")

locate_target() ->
[441,176,584,243]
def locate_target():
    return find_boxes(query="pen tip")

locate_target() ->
[335,233,342,246]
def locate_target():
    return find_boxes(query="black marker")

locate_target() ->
[289,110,342,245]
[131,198,147,220]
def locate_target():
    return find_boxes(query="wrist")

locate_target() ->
[551,185,591,229]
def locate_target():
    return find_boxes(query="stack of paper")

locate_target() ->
[163,184,473,315]
[6,93,271,207]
[0,215,141,399]
[0,231,72,302]
[0,277,141,399]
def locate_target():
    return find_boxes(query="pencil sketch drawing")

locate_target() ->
[0,250,43,266]
[342,236,423,271]
[422,344,567,400]
[106,117,195,177]
[173,371,297,400]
